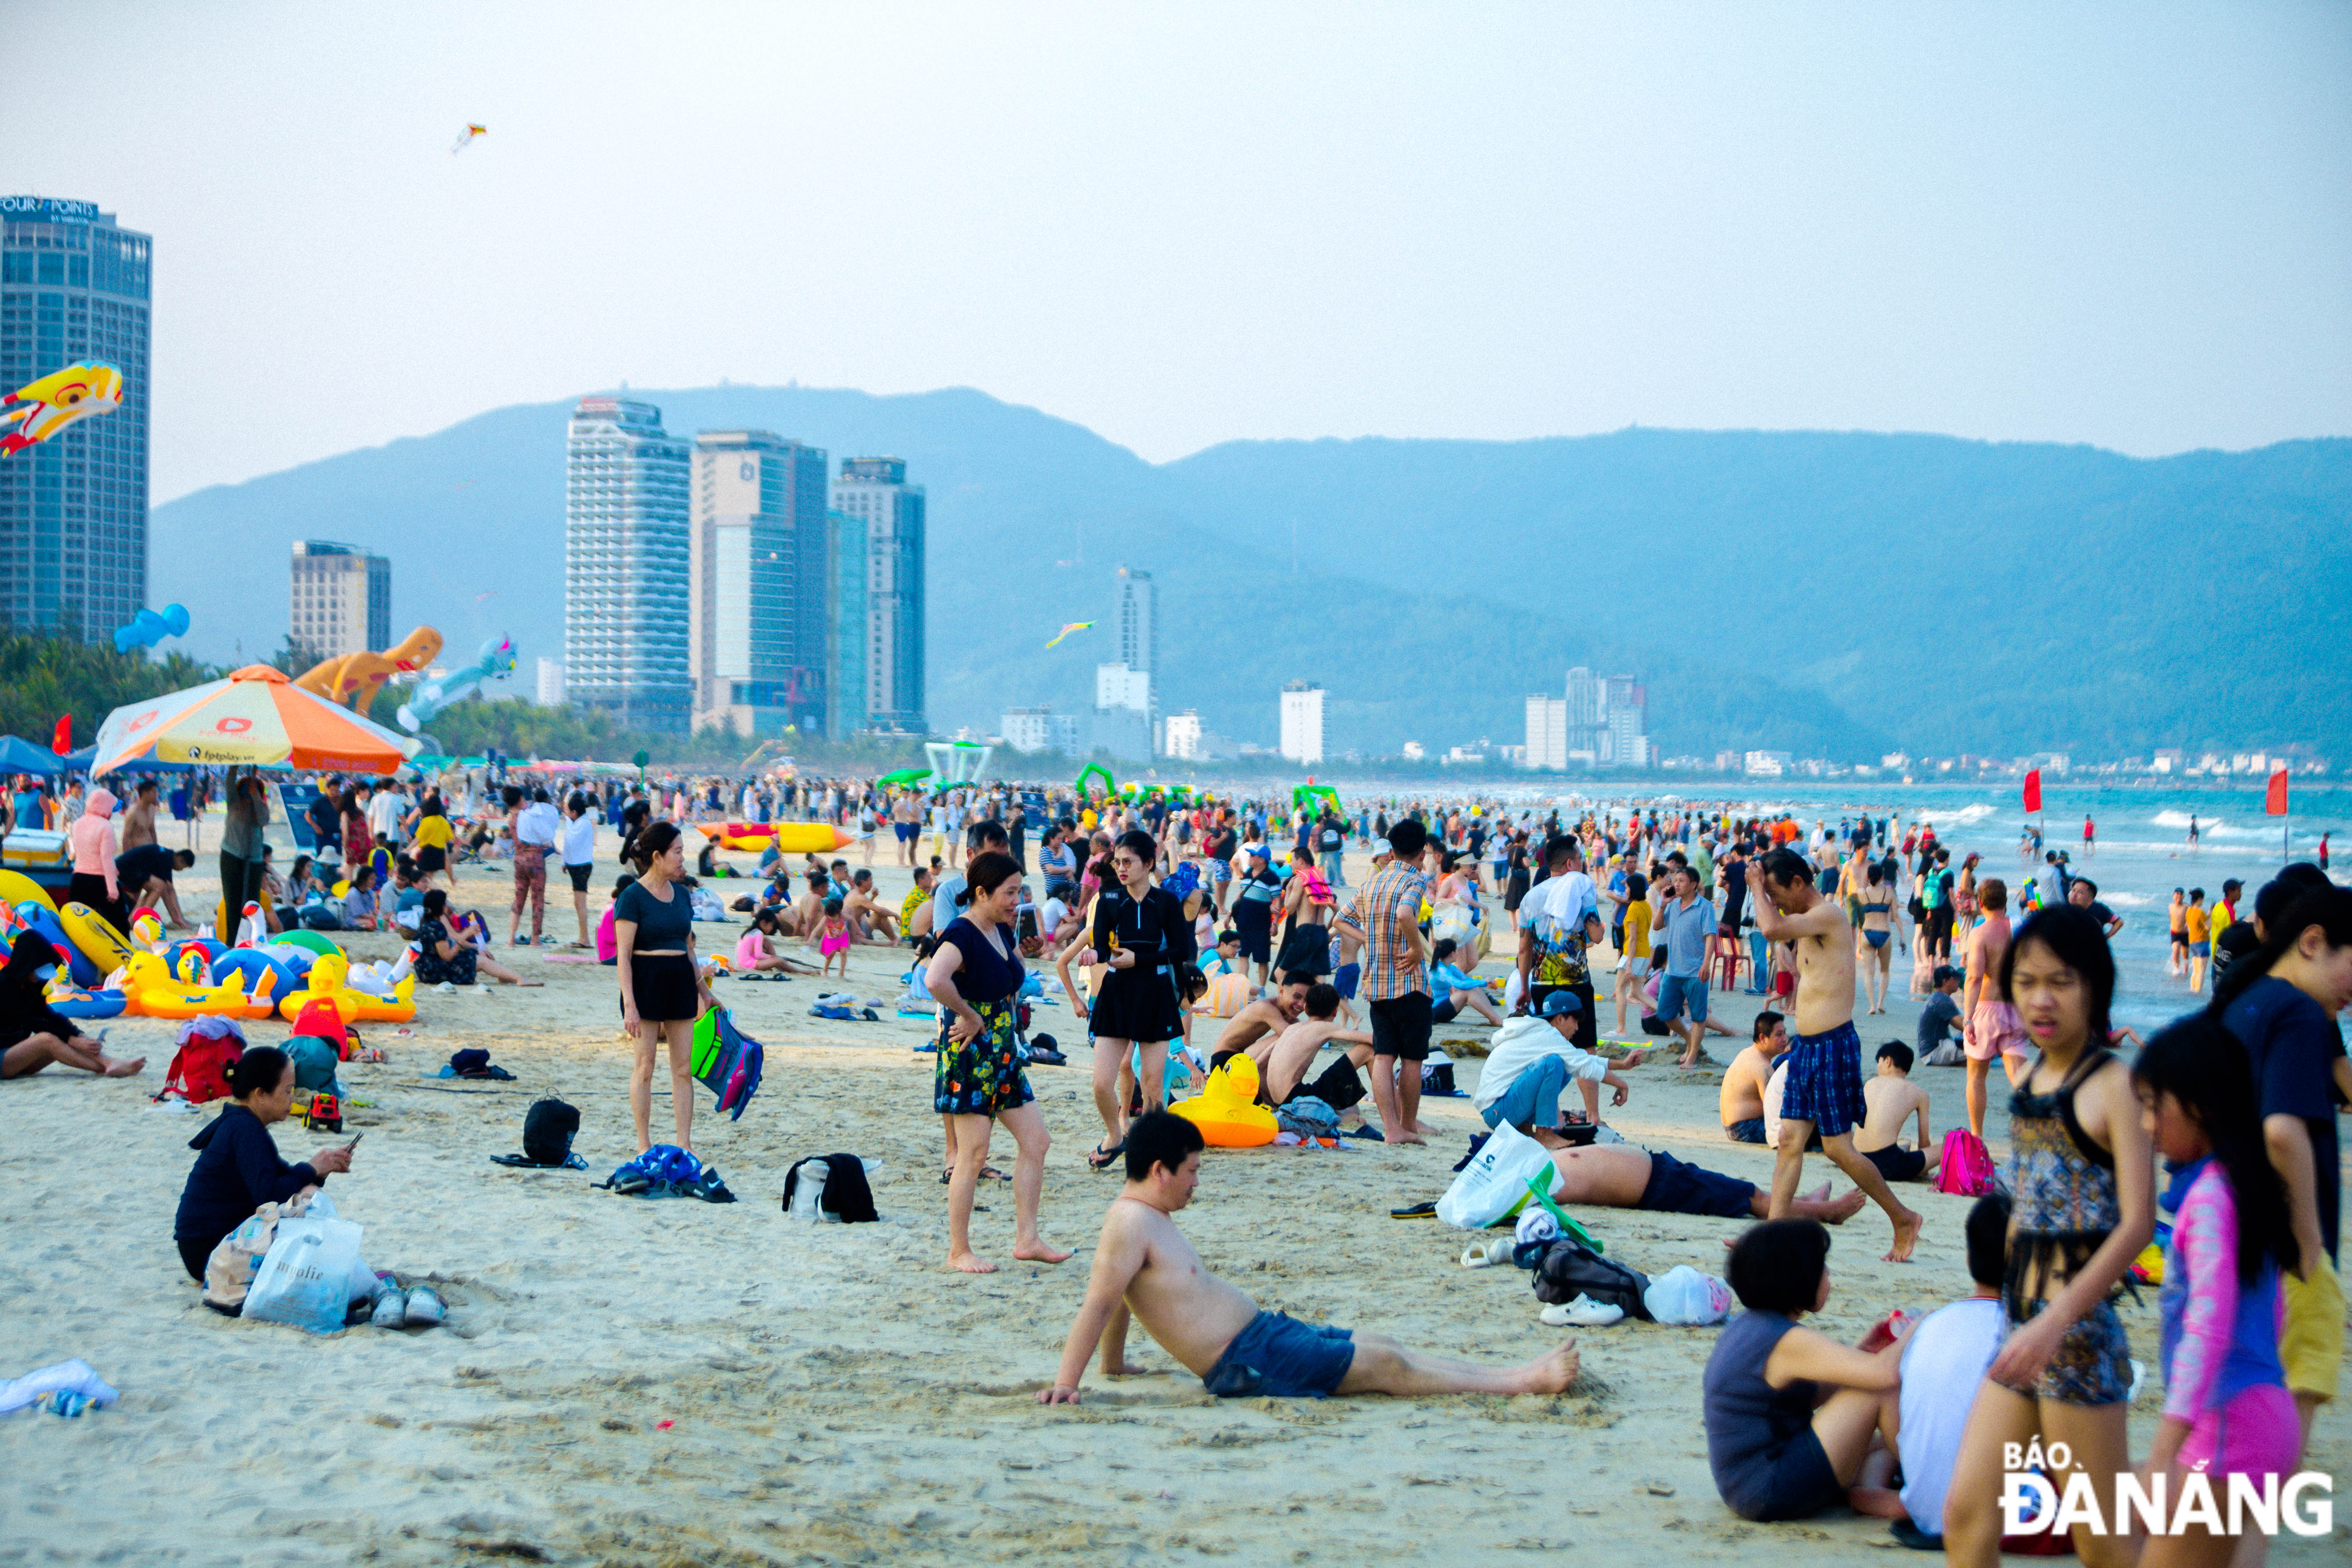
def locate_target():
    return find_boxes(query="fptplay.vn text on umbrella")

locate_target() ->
[90,664,421,776]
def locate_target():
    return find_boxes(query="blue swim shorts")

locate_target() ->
[1202,1310,1357,1399]
[1780,1018,1865,1139]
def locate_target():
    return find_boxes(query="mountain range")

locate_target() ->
[150,386,2352,764]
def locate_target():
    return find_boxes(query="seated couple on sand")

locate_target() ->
[1210,979,1376,1114]
[1040,1112,1580,1403]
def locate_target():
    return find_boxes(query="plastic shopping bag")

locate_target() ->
[241,1216,364,1335]
[1436,1118,1556,1229]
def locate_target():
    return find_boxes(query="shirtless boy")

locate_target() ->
[1720,1010,1788,1143]
[1748,849,1922,1261]
[1259,982,1375,1109]
[1853,1041,1939,1184]
[1039,1112,1580,1403]
[1209,977,1311,1066]
[841,869,897,942]
[1961,877,2024,1136]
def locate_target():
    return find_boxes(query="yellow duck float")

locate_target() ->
[119,950,282,1021]
[1169,1054,1278,1148]
[276,951,417,1024]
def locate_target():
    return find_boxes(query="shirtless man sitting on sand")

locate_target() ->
[1040,1112,1580,1403]
[1853,1041,1939,1185]
[1749,849,1922,1261]
[1209,977,1310,1066]
[1720,1010,1788,1144]
[1257,982,1375,1109]
[1545,1140,1865,1224]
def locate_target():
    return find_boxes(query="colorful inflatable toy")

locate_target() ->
[272,930,344,961]
[1169,1055,1278,1148]
[15,902,98,987]
[58,902,138,977]
[0,870,56,914]
[119,950,282,1020]
[696,822,862,855]
[210,946,305,999]
[276,952,416,1024]
[46,984,127,1020]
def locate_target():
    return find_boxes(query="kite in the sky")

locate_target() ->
[1044,621,1094,649]
[1,362,123,456]
[451,123,487,154]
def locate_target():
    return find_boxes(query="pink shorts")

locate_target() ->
[820,931,851,958]
[2178,1382,2299,1481]
[1966,1000,2027,1060]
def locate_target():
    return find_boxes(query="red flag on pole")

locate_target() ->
[2266,766,2289,817]
[51,714,71,754]
[2021,769,2042,815]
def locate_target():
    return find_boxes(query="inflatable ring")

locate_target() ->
[0,870,56,914]
[49,988,128,1020]
[274,929,345,960]
[15,901,99,987]
[211,946,303,999]
[59,902,138,977]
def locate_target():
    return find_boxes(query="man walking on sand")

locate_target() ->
[1335,815,1434,1144]
[1038,1112,1580,1403]
[1748,848,1922,1262]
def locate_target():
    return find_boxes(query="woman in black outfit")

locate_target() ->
[0,932,145,1079]
[1075,829,1197,1169]
[613,822,716,1155]
[172,1046,355,1280]
[1504,834,1532,914]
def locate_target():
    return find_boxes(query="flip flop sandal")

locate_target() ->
[1086,1141,1125,1172]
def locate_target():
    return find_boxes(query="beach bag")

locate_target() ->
[202,1186,324,1311]
[1420,1060,1458,1096]
[242,1214,364,1334]
[522,1098,582,1165]
[690,1008,765,1120]
[1275,1096,1340,1138]
[1936,1127,1997,1196]
[158,1028,243,1105]
[1436,1118,1556,1229]
[1642,1265,1734,1326]
[1532,1237,1652,1319]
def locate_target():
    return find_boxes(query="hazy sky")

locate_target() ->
[9,1,2349,502]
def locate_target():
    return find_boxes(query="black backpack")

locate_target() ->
[522,1099,581,1166]
[1531,1237,1653,1319]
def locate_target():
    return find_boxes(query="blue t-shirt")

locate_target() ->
[1659,895,1717,979]
[2222,976,2345,1263]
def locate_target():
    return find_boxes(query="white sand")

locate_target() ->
[2,828,2342,1565]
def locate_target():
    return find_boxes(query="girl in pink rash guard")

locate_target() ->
[2133,1018,2300,1565]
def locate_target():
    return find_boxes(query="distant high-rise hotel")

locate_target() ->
[831,457,925,732]
[565,398,692,733]
[0,196,151,636]
[288,540,390,664]
[1523,666,1647,769]
[688,430,828,736]
[1280,680,1325,766]
[1115,566,1157,720]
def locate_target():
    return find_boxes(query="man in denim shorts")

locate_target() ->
[1749,848,1922,1263]
[1039,1113,1580,1404]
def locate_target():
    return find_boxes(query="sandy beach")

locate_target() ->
[2,826,2343,1567]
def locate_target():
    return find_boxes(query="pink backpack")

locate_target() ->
[1936,1127,1997,1196]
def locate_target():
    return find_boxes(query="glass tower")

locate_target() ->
[831,456,926,733]
[565,398,691,733]
[0,196,151,636]
[689,431,829,736]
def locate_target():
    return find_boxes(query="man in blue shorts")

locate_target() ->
[1654,863,1716,1069]
[1038,1112,1580,1403]
[1749,849,1922,1263]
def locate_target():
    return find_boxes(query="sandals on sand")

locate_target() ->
[1086,1141,1126,1173]
[939,1166,1012,1185]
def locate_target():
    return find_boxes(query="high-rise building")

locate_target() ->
[1564,667,1606,761]
[535,657,566,707]
[824,508,867,741]
[1523,695,1567,770]
[0,195,151,636]
[832,457,925,732]
[287,541,390,664]
[1115,566,1157,719]
[1280,680,1324,766]
[565,398,691,733]
[1163,710,1204,760]
[1605,675,1648,769]
[687,431,828,736]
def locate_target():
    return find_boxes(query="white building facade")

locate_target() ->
[565,398,692,732]
[1280,680,1324,766]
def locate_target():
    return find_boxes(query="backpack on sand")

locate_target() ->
[158,1029,242,1105]
[1531,1237,1653,1320]
[1935,1127,1997,1197]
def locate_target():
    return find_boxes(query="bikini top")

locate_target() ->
[2005,1047,2123,1319]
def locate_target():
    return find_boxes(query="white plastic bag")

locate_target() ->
[1436,1119,1557,1229]
[1642,1265,1733,1326]
[242,1217,364,1334]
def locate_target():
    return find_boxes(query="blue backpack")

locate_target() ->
[690,1007,765,1121]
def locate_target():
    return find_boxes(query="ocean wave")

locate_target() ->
[1915,803,1998,827]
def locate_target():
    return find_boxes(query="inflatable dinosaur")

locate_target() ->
[294,625,443,712]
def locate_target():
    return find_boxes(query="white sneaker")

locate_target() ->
[1540,1294,1626,1328]
[370,1286,407,1328]
[403,1286,446,1327]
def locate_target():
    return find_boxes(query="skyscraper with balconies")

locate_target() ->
[831,456,925,732]
[0,195,150,636]
[688,430,828,736]
[565,398,691,732]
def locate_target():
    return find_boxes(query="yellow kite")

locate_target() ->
[1,363,123,456]
[1045,621,1094,649]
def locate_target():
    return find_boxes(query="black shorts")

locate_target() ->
[1275,923,1332,977]
[625,952,699,1024]
[1288,1056,1366,1112]
[415,846,447,873]
[1861,1143,1927,1183]
[1091,965,1184,1044]
[1233,901,1273,963]
[564,862,593,893]
[1369,992,1433,1062]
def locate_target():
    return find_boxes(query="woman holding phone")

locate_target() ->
[1075,830,1197,1170]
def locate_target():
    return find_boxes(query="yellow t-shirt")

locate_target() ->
[2185,906,2210,943]
[412,815,454,851]
[1625,900,1654,959]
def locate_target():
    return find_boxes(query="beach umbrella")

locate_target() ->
[89,664,421,777]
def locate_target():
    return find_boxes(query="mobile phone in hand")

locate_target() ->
[343,1132,365,1151]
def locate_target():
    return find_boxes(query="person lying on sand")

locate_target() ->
[0,933,146,1080]
[1545,1141,1867,1224]
[1040,1112,1580,1403]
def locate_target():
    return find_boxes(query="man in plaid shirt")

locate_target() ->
[1336,816,1433,1144]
